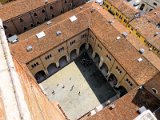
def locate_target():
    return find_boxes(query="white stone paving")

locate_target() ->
[40,62,101,120]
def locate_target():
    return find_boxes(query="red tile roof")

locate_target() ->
[104,0,139,20]
[86,88,140,120]
[130,7,160,51]
[9,2,158,86]
[14,58,66,120]
[0,0,56,21]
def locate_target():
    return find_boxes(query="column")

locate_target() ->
[98,57,103,68]
[106,72,111,80]
[115,83,120,88]
[66,55,70,62]
[44,69,49,76]
[56,62,59,68]
[76,49,80,56]
[92,51,96,58]
[85,43,89,50]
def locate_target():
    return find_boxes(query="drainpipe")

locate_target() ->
[0,19,32,120]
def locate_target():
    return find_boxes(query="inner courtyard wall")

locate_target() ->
[2,0,88,37]
[26,29,137,92]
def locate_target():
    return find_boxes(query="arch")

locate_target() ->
[70,49,77,61]
[100,63,109,77]
[59,56,67,68]
[87,44,93,56]
[94,52,100,65]
[47,63,58,75]
[115,86,127,97]
[108,74,118,86]
[79,43,86,54]
[34,70,46,83]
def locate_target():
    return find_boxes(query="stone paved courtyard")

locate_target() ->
[40,54,116,120]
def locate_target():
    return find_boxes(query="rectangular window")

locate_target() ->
[70,40,75,45]
[31,62,39,68]
[126,79,133,87]
[97,44,102,50]
[116,66,122,74]
[136,32,141,38]
[119,15,123,20]
[58,47,64,52]
[106,4,109,8]
[81,33,87,38]
[124,19,127,23]
[45,54,52,60]
[106,54,111,61]
[116,12,119,16]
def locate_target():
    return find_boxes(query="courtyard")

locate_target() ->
[40,53,117,120]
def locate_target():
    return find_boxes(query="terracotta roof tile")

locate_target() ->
[105,0,139,20]
[14,59,66,120]
[86,86,160,120]
[130,7,160,51]
[89,6,158,85]
[9,2,158,86]
[0,0,56,21]
[144,72,160,100]
[86,88,140,120]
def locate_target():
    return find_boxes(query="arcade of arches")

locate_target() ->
[27,30,137,96]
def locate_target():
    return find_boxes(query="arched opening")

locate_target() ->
[59,56,67,68]
[47,63,58,75]
[70,49,77,61]
[140,4,145,10]
[108,74,118,87]
[79,43,86,54]
[100,63,109,77]
[34,70,46,83]
[87,44,93,56]
[115,86,127,97]
[94,52,100,65]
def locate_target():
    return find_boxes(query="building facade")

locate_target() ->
[1,0,89,38]
[139,0,160,12]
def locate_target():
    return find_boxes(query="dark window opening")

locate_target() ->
[149,9,153,11]
[116,12,119,16]
[52,14,55,18]
[119,15,123,20]
[124,19,127,23]
[153,2,157,6]
[34,13,37,17]
[19,18,23,22]
[157,23,160,29]
[106,4,109,8]
[50,6,53,9]
[140,4,145,10]
[31,24,34,27]
[8,34,12,37]
[44,18,48,21]
[42,9,45,13]
[24,27,27,31]
[37,21,40,25]
[3,25,7,29]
